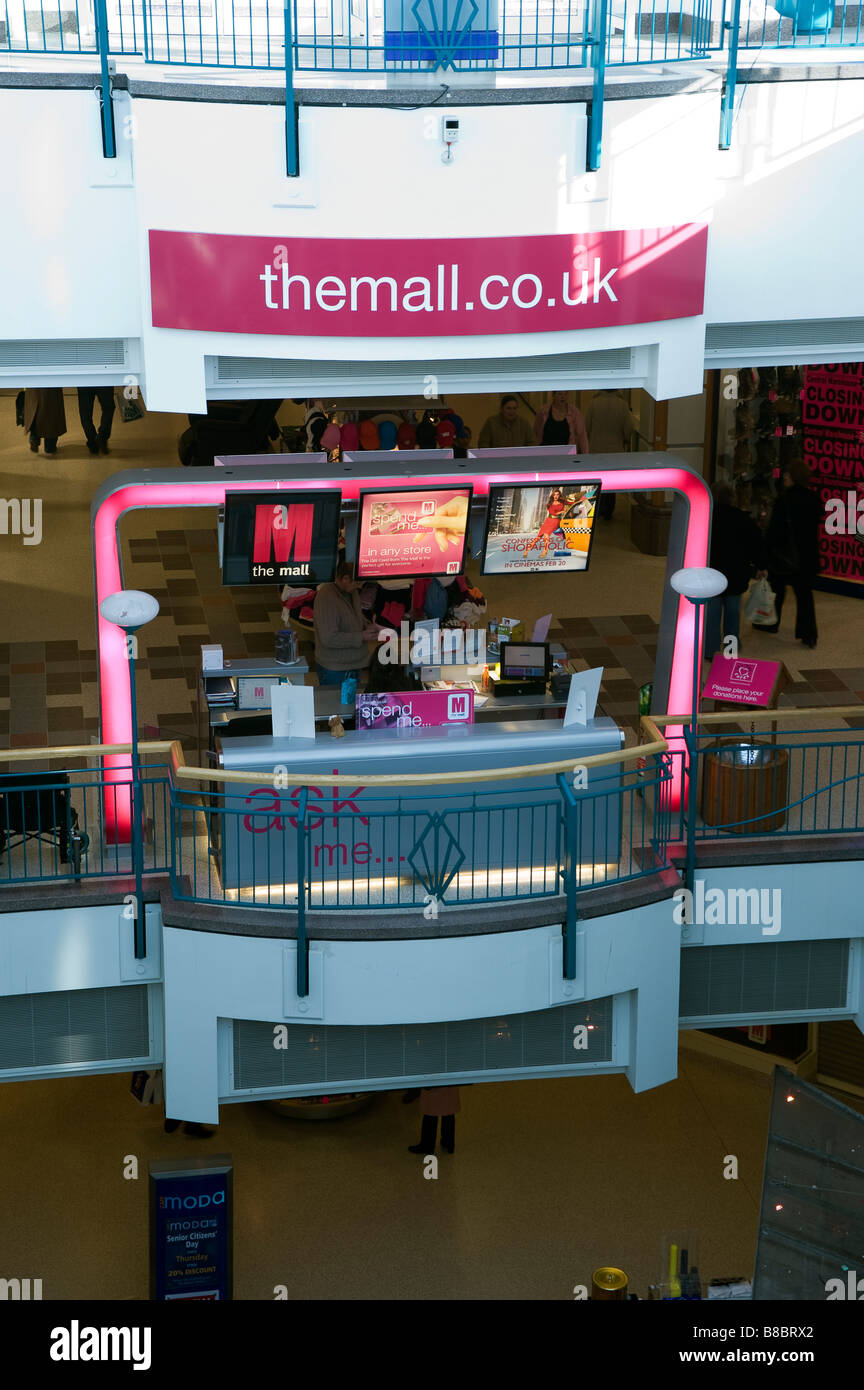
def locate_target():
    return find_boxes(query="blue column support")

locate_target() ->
[587,0,608,172]
[557,774,579,981]
[285,4,299,177]
[719,0,742,150]
[295,787,309,996]
[683,598,702,898]
[94,0,116,159]
[128,650,146,959]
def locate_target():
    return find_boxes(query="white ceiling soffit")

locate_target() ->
[705,319,864,368]
[208,348,636,397]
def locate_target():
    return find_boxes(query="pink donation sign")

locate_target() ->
[702,655,781,708]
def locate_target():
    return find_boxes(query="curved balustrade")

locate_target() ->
[2,0,861,69]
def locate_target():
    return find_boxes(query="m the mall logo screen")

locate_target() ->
[222,490,342,586]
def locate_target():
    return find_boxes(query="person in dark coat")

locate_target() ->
[704,481,766,660]
[763,460,821,648]
[24,388,66,455]
[408,1086,460,1155]
[77,386,115,455]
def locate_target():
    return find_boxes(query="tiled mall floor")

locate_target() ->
[0,1050,784,1301]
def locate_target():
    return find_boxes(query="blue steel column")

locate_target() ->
[557,774,579,981]
[684,599,702,897]
[719,0,742,149]
[94,0,117,158]
[285,4,299,176]
[295,787,308,995]
[129,650,146,958]
[587,0,608,172]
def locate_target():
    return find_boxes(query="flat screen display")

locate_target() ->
[356,486,473,580]
[222,490,342,586]
[481,481,601,575]
[501,644,548,680]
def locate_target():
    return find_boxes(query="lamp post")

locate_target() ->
[670,567,727,895]
[100,590,159,959]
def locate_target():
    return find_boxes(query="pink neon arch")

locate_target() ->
[95,467,709,840]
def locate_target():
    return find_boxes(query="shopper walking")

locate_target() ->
[763,460,821,648]
[313,561,378,686]
[704,482,766,660]
[533,391,589,451]
[408,1086,460,1154]
[478,395,534,449]
[23,388,66,455]
[585,390,636,519]
[77,386,115,455]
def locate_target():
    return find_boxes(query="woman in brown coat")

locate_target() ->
[24,388,67,455]
[408,1086,460,1155]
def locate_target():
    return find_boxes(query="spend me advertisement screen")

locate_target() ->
[356,486,473,579]
[481,481,601,575]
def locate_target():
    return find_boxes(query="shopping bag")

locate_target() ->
[746,577,777,627]
[115,387,146,423]
[130,1069,164,1106]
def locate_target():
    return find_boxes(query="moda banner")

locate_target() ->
[150,1158,233,1300]
[802,362,864,590]
[149,225,709,338]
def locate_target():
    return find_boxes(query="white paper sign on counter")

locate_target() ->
[564,667,603,727]
[271,683,315,739]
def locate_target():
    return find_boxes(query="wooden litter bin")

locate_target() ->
[700,741,790,833]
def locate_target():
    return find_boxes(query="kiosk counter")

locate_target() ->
[216,718,624,895]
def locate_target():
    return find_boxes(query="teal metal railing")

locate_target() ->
[3,0,861,69]
[0,760,171,886]
[1,717,862,990]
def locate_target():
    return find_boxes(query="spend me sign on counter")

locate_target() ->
[357,688,475,730]
[149,226,708,337]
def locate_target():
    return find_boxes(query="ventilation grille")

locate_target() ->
[0,985,150,1071]
[680,940,850,1022]
[232,998,613,1093]
[212,348,634,393]
[705,319,864,353]
[0,339,127,369]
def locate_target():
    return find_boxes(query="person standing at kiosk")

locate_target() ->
[313,561,378,686]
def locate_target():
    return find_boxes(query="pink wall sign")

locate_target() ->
[149,225,708,338]
[357,689,475,731]
[802,362,864,589]
[702,655,781,708]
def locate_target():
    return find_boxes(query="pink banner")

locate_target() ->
[702,655,781,708]
[802,362,864,589]
[149,225,708,338]
[357,689,474,730]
